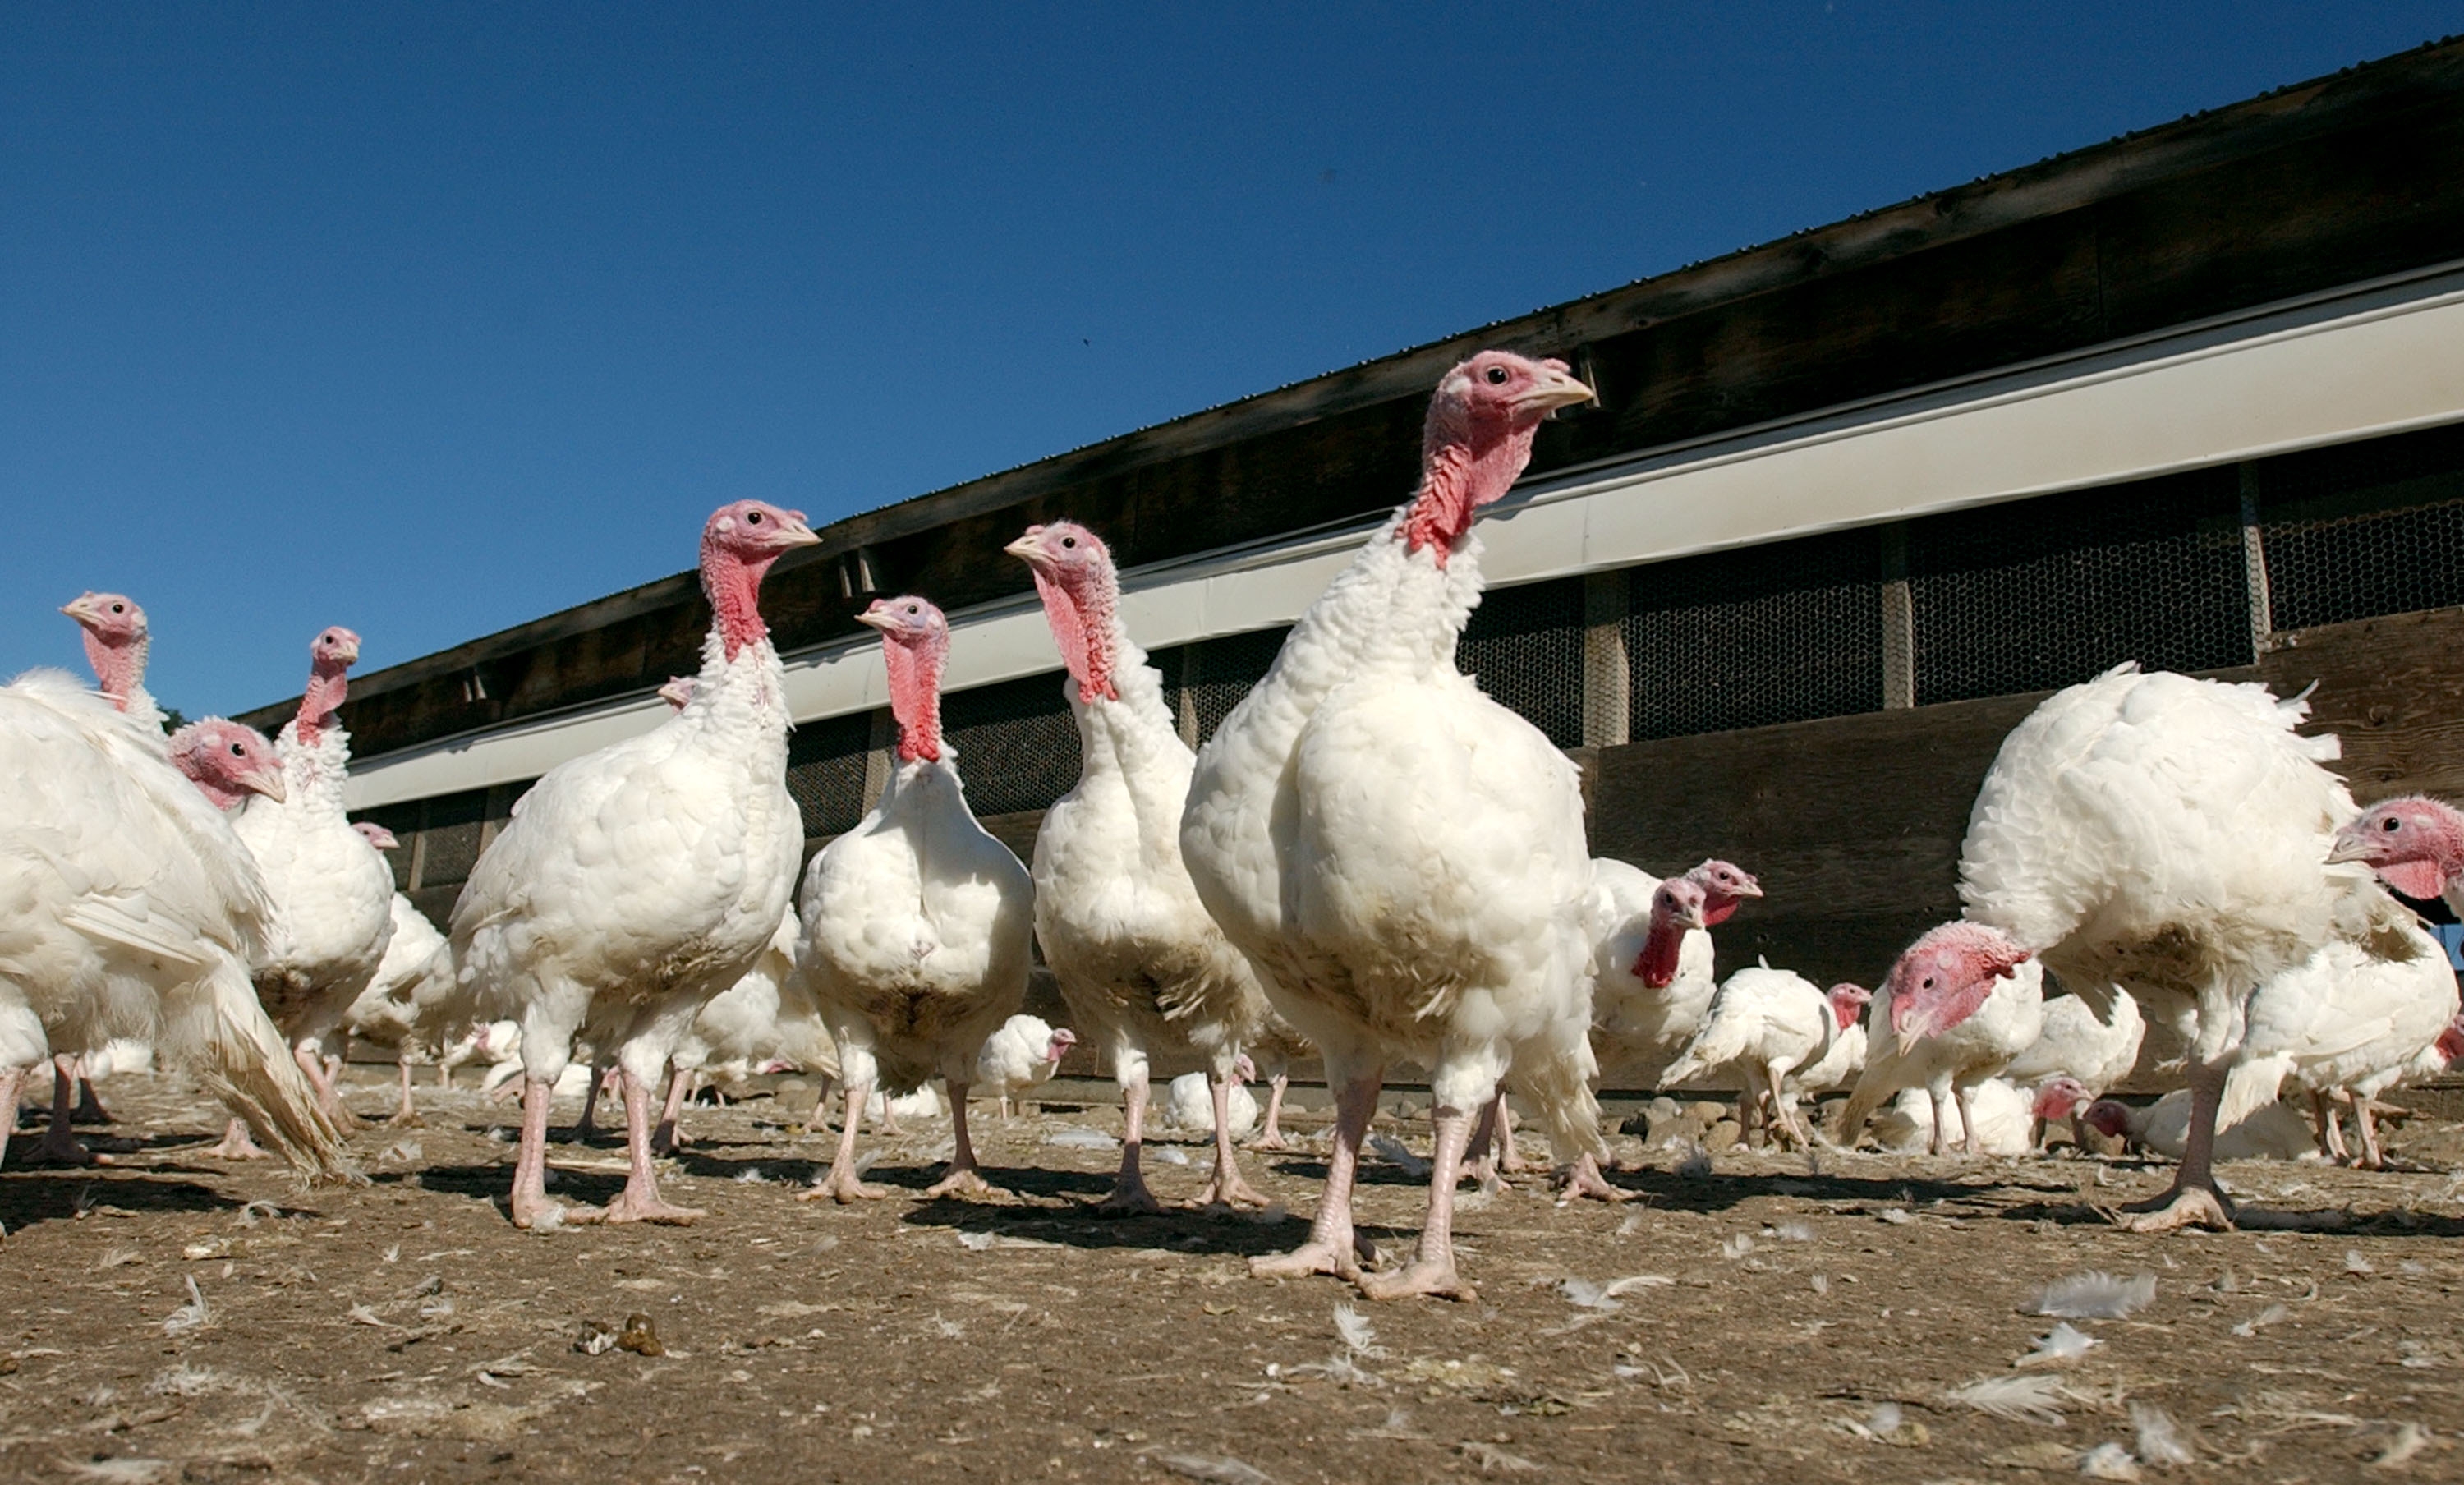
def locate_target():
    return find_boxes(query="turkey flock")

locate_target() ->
[8,350,2464,1303]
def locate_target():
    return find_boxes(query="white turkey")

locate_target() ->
[1833,922,2045,1156]
[2218,925,2458,1166]
[2071,1089,2317,1163]
[229,626,396,1143]
[0,682,344,1175]
[1163,1060,1259,1139]
[1939,663,2413,1230]
[655,907,837,1151]
[972,1014,1078,1120]
[1658,963,1844,1150]
[1588,857,1763,1092]
[451,499,818,1226]
[1008,519,1276,1210]
[338,824,466,1125]
[1872,1077,2039,1156]
[1774,982,1871,1137]
[793,595,1034,1202]
[1179,348,1599,1300]
[2330,794,2464,917]
[2002,986,2145,1148]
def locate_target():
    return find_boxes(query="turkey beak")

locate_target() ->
[244,770,287,804]
[1893,1006,1932,1056]
[1003,533,1045,563]
[59,595,98,625]
[1514,365,1597,418]
[2324,829,2373,865]
[775,515,823,549]
[853,605,894,632]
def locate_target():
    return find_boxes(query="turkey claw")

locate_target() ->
[1188,1175,1271,1210]
[1250,1239,1362,1283]
[923,1165,992,1198]
[2101,1184,2234,1233]
[1356,1260,1476,1303]
[600,1193,705,1225]
[1095,1184,1164,1216]
[800,1173,889,1203]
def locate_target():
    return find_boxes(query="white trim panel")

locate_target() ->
[343,269,2464,810]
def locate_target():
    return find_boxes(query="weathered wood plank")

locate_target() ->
[2263,605,2464,802]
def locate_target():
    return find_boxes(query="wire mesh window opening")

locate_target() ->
[786,711,871,839]
[1907,471,2248,707]
[941,672,1082,817]
[2255,421,2464,632]
[1460,578,1587,747]
[1625,527,1884,742]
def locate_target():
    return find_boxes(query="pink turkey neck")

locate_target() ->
[704,532,787,661]
[1401,402,1544,568]
[1634,912,1685,990]
[1699,893,1745,928]
[185,769,252,811]
[883,631,947,763]
[82,629,149,713]
[1831,995,1864,1032]
[295,658,349,745]
[1031,564,1120,704]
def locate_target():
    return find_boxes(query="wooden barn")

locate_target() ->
[251,40,2464,1053]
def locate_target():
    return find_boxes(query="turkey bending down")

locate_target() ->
[1914,664,2416,1230]
[972,1014,1078,1120]
[229,627,396,1147]
[451,500,818,1227]
[793,595,1034,1203]
[1832,922,2045,1156]
[1179,349,1600,1301]
[0,678,346,1175]
[1658,964,1853,1152]
[1008,520,1276,1211]
[2002,987,2145,1148]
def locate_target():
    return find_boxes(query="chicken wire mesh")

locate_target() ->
[1625,526,1884,741]
[1906,468,2249,706]
[1182,627,1294,745]
[2255,422,2464,632]
[1459,577,1587,747]
[941,672,1082,817]
[785,710,872,839]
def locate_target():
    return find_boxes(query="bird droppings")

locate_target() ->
[2029,1271,2158,1319]
[2370,1421,2435,1470]
[1456,1439,1543,1474]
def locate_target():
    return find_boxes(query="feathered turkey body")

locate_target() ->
[2219,923,2458,1166]
[1587,857,1759,1089]
[1662,966,1856,1150]
[451,500,818,1227]
[339,890,462,1123]
[2084,1092,2318,1163]
[1008,521,1275,1211]
[0,676,345,1175]
[1179,349,1600,1301]
[1873,1078,2039,1156]
[793,595,1033,1203]
[1834,926,2045,1156]
[1951,663,2414,1229]
[1165,1065,1259,1139]
[972,1014,1078,1119]
[232,628,396,1129]
[2002,988,2146,1148]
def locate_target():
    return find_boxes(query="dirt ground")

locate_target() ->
[2,1071,2462,1485]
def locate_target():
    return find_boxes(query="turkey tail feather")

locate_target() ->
[1515,1018,1609,1165]
[2217,1052,2295,1136]
[163,959,356,1182]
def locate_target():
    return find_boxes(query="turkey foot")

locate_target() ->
[387,1061,423,1126]
[71,1069,112,1126]
[1098,1071,1162,1214]
[1252,1239,1363,1283]
[599,1065,704,1225]
[650,1064,692,1156]
[1355,1102,1478,1303]
[1189,1068,1269,1207]
[1253,1070,1378,1283]
[2105,1182,2234,1234]
[1491,1095,1539,1175]
[1554,1152,1632,1204]
[1246,1074,1294,1150]
[924,1082,991,1198]
[799,1078,887,1202]
[207,1117,273,1160]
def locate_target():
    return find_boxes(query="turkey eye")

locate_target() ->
[229,743,245,756]
[2386,818,2402,831]
[747,510,764,523]
[110,604,124,614]
[1920,977,1934,991]
[1060,536,1077,549]
[1485,366,1508,384]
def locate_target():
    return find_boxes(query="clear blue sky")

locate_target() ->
[5,4,2457,719]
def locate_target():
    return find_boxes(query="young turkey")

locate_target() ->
[1179,348,1599,1301]
[338,825,465,1125]
[2002,987,2146,1148]
[0,681,345,1175]
[229,626,397,1141]
[1659,964,1850,1150]
[1008,520,1276,1210]
[1946,664,2414,1230]
[972,1014,1079,1120]
[450,499,818,1227]
[2218,923,2458,1166]
[793,595,1034,1202]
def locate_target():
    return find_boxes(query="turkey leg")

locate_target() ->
[2353,1095,2389,1170]
[596,1066,705,1224]
[1954,1081,1984,1158]
[1248,1072,1293,1151]
[208,1117,271,1160]
[651,1064,692,1154]
[1190,1065,1269,1208]
[1096,1064,1162,1215]
[2308,1090,2349,1162]
[34,1054,94,1164]
[1358,1103,1478,1303]
[2112,1056,2235,1232]
[924,1078,991,1197]
[574,1062,616,1142]
[388,1058,421,1126]
[1253,1070,1377,1283]
[802,1077,887,1202]
[505,1075,566,1228]
[0,1066,18,1168]
[71,1059,112,1124]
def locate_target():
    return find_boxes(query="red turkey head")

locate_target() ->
[2032,1075,2092,1122]
[1631,876,1708,989]
[1884,922,2033,1054]
[169,719,287,810]
[353,821,400,851]
[1826,982,1872,1032]
[61,591,150,709]
[1408,351,1595,563]
[2079,1099,2132,1140]
[1006,521,1121,702]
[858,595,951,762]
[1046,1027,1079,1064]
[2328,796,2464,903]
[1686,859,1763,926]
